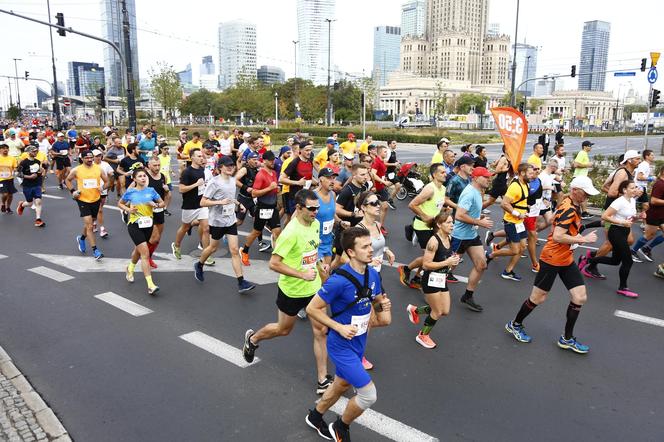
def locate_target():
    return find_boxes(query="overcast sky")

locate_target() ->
[1,0,662,107]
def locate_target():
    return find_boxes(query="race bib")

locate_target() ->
[304,179,312,190]
[351,313,371,336]
[528,201,540,217]
[387,172,395,180]
[322,220,334,235]
[116,154,125,161]
[137,216,153,228]
[29,164,40,173]
[427,272,447,289]
[0,170,10,179]
[82,178,98,189]
[259,208,274,220]
[301,249,318,269]
[153,207,164,213]
[222,204,235,216]
[515,222,526,233]
[436,199,444,210]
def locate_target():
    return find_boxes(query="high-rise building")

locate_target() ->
[296,0,335,86]
[200,56,215,76]
[67,62,105,96]
[533,75,557,97]
[513,43,538,96]
[480,36,510,88]
[400,0,426,38]
[487,22,500,38]
[578,20,611,91]
[373,26,401,87]
[218,20,257,89]
[199,56,217,90]
[257,65,285,85]
[177,64,192,86]
[101,0,139,96]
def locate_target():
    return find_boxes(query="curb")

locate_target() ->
[0,344,71,441]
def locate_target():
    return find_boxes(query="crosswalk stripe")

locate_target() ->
[0,254,7,260]
[41,194,64,200]
[94,292,153,317]
[27,266,74,282]
[614,310,664,328]
[179,331,259,368]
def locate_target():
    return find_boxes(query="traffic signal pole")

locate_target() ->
[644,84,653,148]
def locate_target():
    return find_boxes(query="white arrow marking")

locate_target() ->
[41,194,64,200]
[95,292,153,317]
[0,254,7,260]
[179,331,259,368]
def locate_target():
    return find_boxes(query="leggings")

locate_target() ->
[588,225,632,289]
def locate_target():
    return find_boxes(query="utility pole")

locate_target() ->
[46,0,62,129]
[509,0,520,108]
[325,18,334,126]
[12,58,21,109]
[292,40,298,108]
[121,0,137,132]
[644,84,653,148]
[7,77,12,107]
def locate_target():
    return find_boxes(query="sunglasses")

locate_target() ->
[363,200,380,207]
[304,205,320,212]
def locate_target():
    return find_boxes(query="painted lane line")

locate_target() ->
[41,194,64,200]
[0,254,7,260]
[27,266,74,282]
[94,292,153,317]
[103,204,122,212]
[614,310,664,328]
[329,397,439,442]
[179,331,259,368]
[537,237,598,251]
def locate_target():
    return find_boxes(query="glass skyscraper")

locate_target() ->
[373,26,401,87]
[218,20,257,89]
[296,0,335,86]
[578,20,611,91]
[100,0,139,97]
[400,0,426,38]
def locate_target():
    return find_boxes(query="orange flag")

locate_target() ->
[490,107,528,173]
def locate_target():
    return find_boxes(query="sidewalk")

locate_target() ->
[0,345,70,442]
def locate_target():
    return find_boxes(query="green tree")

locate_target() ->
[150,62,183,121]
[528,98,544,114]
[179,89,217,116]
[456,93,487,114]
[433,82,447,117]
[7,104,20,120]
[499,92,525,107]
[624,104,648,120]
[332,79,362,123]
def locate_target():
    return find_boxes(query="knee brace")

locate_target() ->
[355,383,377,410]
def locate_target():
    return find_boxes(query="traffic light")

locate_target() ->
[640,58,648,72]
[55,13,65,36]
[652,89,661,108]
[97,87,106,108]
[571,65,576,78]
[24,71,29,80]
[518,102,525,113]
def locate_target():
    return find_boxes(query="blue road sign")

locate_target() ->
[648,67,658,84]
[614,72,636,77]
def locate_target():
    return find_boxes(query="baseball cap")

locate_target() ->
[26,145,38,152]
[343,152,355,160]
[243,132,251,138]
[318,167,338,178]
[326,137,336,145]
[262,150,276,161]
[439,137,450,144]
[217,156,235,167]
[621,149,640,164]
[92,149,103,156]
[570,176,599,195]
[279,146,292,156]
[8,129,16,135]
[247,151,259,160]
[347,132,356,139]
[581,140,594,147]
[471,167,492,178]
[56,132,65,137]
[456,156,474,166]
[263,127,270,133]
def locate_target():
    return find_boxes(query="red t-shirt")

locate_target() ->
[372,156,387,191]
[253,168,278,197]
[646,178,664,220]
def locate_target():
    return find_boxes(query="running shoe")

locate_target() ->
[380,226,389,236]
[415,332,436,349]
[557,336,589,354]
[148,285,160,296]
[361,356,373,370]
[204,257,216,266]
[92,222,98,233]
[406,304,420,324]
[305,410,333,441]
[501,270,522,281]
[197,242,203,251]
[328,418,351,442]
[387,199,396,210]
[531,262,540,273]
[3,208,10,214]
[194,261,205,282]
[17,203,24,216]
[485,249,493,265]
[93,248,103,260]
[171,242,181,259]
[99,227,109,238]
[242,329,258,363]
[241,250,250,266]
[125,266,134,283]
[297,308,307,319]
[164,209,172,216]
[1,204,5,213]
[238,280,256,293]
[654,265,664,279]
[505,321,532,343]
[638,246,654,262]
[616,288,639,298]
[408,276,422,290]
[580,212,594,220]
[446,274,459,283]
[484,230,494,246]
[76,235,86,254]
[460,297,483,312]
[258,240,271,252]
[577,254,588,271]
[411,233,418,247]
[149,258,158,269]
[34,219,45,228]
[397,265,411,287]
[316,374,334,395]
[581,266,606,279]
[630,250,643,263]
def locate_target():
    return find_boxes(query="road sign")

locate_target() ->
[651,52,660,67]
[614,72,636,77]
[647,67,658,84]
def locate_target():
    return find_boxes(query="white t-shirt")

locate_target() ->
[38,139,52,156]
[539,171,555,203]
[634,161,651,189]
[98,161,113,196]
[238,142,249,156]
[219,138,232,156]
[609,196,636,223]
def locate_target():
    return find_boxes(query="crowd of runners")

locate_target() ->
[1,120,663,441]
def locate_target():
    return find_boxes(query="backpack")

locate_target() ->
[330,267,372,318]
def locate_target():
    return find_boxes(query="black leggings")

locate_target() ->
[588,225,632,289]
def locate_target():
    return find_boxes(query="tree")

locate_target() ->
[499,92,525,107]
[624,104,648,120]
[456,93,487,114]
[150,62,183,122]
[7,104,20,120]
[433,82,447,118]
[528,98,544,114]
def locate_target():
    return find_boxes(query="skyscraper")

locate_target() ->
[100,0,139,97]
[296,0,335,86]
[400,0,426,38]
[218,20,257,89]
[67,62,104,96]
[578,20,611,91]
[373,26,401,87]
[177,64,192,86]
[200,56,217,90]
[200,56,215,76]
[513,43,538,96]
[257,66,286,85]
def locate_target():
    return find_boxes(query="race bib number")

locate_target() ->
[515,222,526,233]
[322,220,334,235]
[436,199,444,210]
[528,201,541,217]
[222,204,235,216]
[153,207,164,213]
[427,272,447,289]
[29,164,40,173]
[351,313,371,336]
[137,216,153,228]
[259,208,274,220]
[82,178,98,189]
[304,179,312,190]
[301,249,318,269]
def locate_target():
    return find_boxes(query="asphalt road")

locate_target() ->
[1,171,663,441]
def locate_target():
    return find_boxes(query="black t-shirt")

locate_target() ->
[148,172,167,199]
[203,139,220,152]
[474,156,488,168]
[180,166,206,210]
[119,156,145,189]
[386,150,398,175]
[19,158,43,187]
[336,182,368,225]
[284,157,313,196]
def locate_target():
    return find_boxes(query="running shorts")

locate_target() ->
[210,224,238,241]
[0,180,17,194]
[451,235,482,255]
[22,186,42,202]
[415,229,434,249]
[253,203,280,232]
[128,222,153,246]
[77,199,101,218]
[534,260,585,292]
[275,288,314,317]
[524,216,537,232]
[55,156,71,170]
[328,344,371,389]
[181,207,209,224]
[504,221,527,243]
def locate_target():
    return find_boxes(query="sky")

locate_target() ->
[0,0,662,108]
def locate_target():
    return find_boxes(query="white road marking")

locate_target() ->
[0,254,7,260]
[94,292,153,317]
[27,266,74,282]
[103,204,121,212]
[330,397,438,442]
[179,331,258,368]
[41,194,64,200]
[614,310,664,328]
[537,237,598,251]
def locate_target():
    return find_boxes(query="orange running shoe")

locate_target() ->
[415,332,436,349]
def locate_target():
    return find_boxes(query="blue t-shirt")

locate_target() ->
[447,174,471,204]
[316,192,336,245]
[318,264,382,357]
[51,140,70,154]
[452,185,482,240]
[138,137,156,161]
[66,129,77,141]
[120,187,160,224]
[336,167,351,186]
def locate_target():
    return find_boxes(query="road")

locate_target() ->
[1,177,663,441]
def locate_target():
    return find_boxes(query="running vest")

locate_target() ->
[413,183,446,231]
[422,234,453,286]
[239,166,258,198]
[76,164,102,203]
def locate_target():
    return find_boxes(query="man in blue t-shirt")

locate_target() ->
[138,130,157,162]
[304,227,391,441]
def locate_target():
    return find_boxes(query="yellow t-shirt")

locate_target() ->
[573,150,590,177]
[182,140,203,158]
[527,153,542,169]
[76,164,102,203]
[19,151,48,164]
[503,180,529,223]
[339,141,357,157]
[358,142,369,155]
[0,155,18,181]
[159,154,172,184]
[262,135,271,147]
[280,156,295,193]
[431,151,444,165]
[313,149,328,169]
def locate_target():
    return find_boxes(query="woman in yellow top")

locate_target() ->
[0,143,18,213]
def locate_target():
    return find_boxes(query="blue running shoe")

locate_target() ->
[193,261,204,282]
[76,235,86,254]
[505,321,532,343]
[501,270,522,281]
[557,336,589,354]
[238,279,256,293]
[93,248,103,260]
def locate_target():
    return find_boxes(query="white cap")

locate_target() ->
[243,132,251,138]
[621,149,640,164]
[569,176,599,195]
[439,137,450,144]
[92,149,103,156]
[56,132,65,137]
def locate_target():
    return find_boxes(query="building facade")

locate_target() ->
[401,0,426,38]
[257,65,285,85]
[100,0,139,96]
[296,0,335,86]
[534,90,623,127]
[373,26,401,87]
[218,20,257,89]
[177,64,192,86]
[578,20,611,91]
[513,42,538,96]
[67,62,104,97]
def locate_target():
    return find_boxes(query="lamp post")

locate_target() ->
[12,58,22,109]
[292,40,298,109]
[274,91,279,129]
[509,0,520,108]
[325,18,335,126]
[46,0,62,128]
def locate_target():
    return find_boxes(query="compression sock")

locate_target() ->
[127,261,136,273]
[147,242,157,257]
[420,315,438,335]
[92,245,98,251]
[461,289,474,302]
[632,236,649,252]
[145,275,156,288]
[564,302,582,340]
[415,305,431,315]
[80,234,86,240]
[514,298,537,325]
[242,245,250,253]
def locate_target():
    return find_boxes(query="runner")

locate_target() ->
[50,132,71,189]
[407,209,459,348]
[281,141,315,214]
[634,149,655,227]
[370,145,394,234]
[332,164,370,270]
[15,145,46,226]
[279,141,300,224]
[0,144,18,214]
[235,151,259,228]
[117,143,145,191]
[137,129,157,162]
[144,157,171,268]
[551,144,567,205]
[92,149,114,238]
[572,141,595,219]
[445,156,474,213]
[194,156,257,293]
[384,139,401,210]
[339,133,357,158]
[431,138,449,165]
[104,136,126,198]
[118,167,165,295]
[631,164,664,262]
[315,167,339,275]
[482,145,511,210]
[504,176,599,354]
[65,151,108,260]
[304,226,391,442]
[243,189,331,396]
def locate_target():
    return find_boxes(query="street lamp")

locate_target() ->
[12,58,22,109]
[292,40,299,109]
[509,0,520,108]
[325,18,335,126]
[274,91,279,129]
